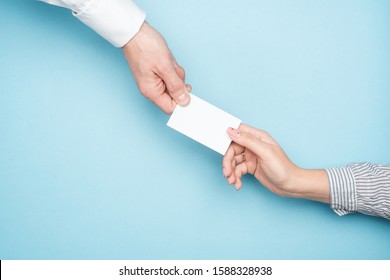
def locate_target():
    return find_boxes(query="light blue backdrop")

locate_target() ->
[0,0,389,259]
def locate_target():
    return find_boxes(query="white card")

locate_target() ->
[167,94,241,155]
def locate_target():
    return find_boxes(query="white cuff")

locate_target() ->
[73,0,146,47]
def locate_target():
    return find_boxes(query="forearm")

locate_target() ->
[40,0,146,47]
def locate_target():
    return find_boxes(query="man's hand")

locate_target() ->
[122,21,191,114]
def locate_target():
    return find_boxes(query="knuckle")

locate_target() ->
[139,88,153,100]
[263,131,272,139]
[244,133,258,144]
[176,65,185,78]
[138,83,149,96]
[260,129,270,136]
[168,82,182,94]
[158,60,172,73]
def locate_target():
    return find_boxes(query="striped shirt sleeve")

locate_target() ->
[326,163,390,220]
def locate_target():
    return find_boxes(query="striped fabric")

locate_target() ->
[326,163,390,220]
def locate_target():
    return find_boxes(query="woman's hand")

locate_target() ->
[222,124,330,203]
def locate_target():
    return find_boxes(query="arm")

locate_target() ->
[327,163,390,219]
[40,0,190,113]
[222,125,330,203]
[40,0,146,47]
[223,124,390,220]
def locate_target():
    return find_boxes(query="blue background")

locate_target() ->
[1,0,389,259]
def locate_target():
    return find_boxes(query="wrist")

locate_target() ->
[122,21,147,50]
[288,168,330,203]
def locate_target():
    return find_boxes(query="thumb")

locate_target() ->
[158,63,190,106]
[227,127,270,158]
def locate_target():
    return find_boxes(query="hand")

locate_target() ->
[222,124,330,203]
[122,21,191,114]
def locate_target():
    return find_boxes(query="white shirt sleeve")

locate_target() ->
[40,0,146,47]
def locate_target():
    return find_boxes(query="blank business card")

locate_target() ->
[167,94,241,155]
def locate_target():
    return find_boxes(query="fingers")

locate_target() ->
[222,142,249,190]
[186,84,192,93]
[148,83,192,115]
[175,64,186,81]
[223,125,272,190]
[238,124,276,144]
[149,92,176,114]
[234,153,246,165]
[157,60,190,107]
[224,162,249,191]
[222,143,244,178]
[234,163,249,190]
[227,127,270,159]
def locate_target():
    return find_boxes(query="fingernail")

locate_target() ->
[177,92,189,106]
[223,167,227,178]
[228,127,240,139]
